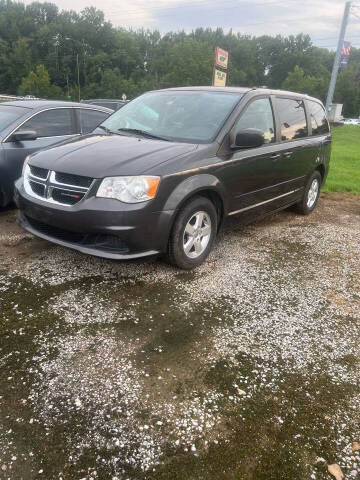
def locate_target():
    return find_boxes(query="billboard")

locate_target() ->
[213,68,227,87]
[214,47,229,69]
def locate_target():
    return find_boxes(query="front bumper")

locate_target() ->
[14,179,174,260]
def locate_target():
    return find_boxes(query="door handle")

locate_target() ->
[283,152,293,158]
[270,154,281,161]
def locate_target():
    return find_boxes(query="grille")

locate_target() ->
[29,181,45,197]
[52,188,85,206]
[25,216,129,253]
[55,172,93,188]
[29,165,48,179]
[26,165,94,206]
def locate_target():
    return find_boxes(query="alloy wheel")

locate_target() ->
[183,211,212,259]
[307,178,319,209]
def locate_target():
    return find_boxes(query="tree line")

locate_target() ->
[0,0,359,116]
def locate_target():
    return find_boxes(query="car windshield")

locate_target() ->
[99,91,242,143]
[0,105,30,131]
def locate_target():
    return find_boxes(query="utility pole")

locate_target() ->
[325,1,352,111]
[76,53,81,102]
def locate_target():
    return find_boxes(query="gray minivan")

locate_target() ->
[14,87,331,269]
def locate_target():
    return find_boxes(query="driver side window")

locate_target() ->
[234,97,275,144]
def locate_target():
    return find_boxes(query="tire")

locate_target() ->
[294,170,322,215]
[166,195,217,269]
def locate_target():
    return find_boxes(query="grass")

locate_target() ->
[323,125,360,193]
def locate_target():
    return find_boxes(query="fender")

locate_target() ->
[162,173,229,213]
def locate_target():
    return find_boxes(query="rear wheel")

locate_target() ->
[167,196,217,269]
[294,170,321,215]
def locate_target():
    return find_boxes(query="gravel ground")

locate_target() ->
[0,193,359,480]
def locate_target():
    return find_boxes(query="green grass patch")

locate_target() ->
[323,125,360,193]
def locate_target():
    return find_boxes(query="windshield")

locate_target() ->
[0,105,30,131]
[99,91,242,143]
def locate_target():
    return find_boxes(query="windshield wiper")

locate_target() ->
[117,128,170,141]
[97,125,115,134]
[97,125,129,137]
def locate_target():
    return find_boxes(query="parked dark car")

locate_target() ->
[0,100,112,207]
[15,87,331,269]
[81,99,128,111]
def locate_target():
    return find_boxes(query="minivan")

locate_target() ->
[14,87,331,269]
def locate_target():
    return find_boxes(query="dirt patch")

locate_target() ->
[0,194,359,480]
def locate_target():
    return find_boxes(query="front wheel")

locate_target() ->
[166,196,217,269]
[294,171,322,215]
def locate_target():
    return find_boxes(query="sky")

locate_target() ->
[23,0,360,49]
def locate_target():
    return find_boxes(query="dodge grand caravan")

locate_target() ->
[14,87,332,269]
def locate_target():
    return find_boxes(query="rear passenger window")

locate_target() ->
[308,101,329,135]
[79,109,110,134]
[277,98,308,141]
[234,97,275,143]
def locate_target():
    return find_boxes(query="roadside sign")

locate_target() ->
[214,47,229,69]
[212,47,229,86]
[213,68,227,87]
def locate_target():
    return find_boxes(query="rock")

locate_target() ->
[328,464,344,480]
[352,441,360,452]
[237,389,246,395]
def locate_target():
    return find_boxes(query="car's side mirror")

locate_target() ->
[232,128,265,149]
[9,130,37,142]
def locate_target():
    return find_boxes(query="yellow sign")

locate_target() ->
[213,68,227,87]
[215,47,229,69]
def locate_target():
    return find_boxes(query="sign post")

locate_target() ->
[212,47,229,87]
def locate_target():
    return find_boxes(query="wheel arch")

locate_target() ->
[164,174,227,239]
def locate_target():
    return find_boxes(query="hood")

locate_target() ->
[29,134,197,178]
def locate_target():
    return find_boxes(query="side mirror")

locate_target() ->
[232,128,265,149]
[9,130,37,142]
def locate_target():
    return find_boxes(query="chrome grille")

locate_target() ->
[24,164,94,206]
[29,180,46,197]
[29,165,49,180]
[55,172,93,188]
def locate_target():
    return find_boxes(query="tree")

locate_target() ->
[0,0,359,114]
[334,64,360,117]
[282,65,329,101]
[18,64,63,98]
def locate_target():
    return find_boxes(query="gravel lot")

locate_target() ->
[0,193,359,480]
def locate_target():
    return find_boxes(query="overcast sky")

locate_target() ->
[23,0,360,49]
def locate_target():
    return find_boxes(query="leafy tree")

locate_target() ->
[282,65,329,100]
[0,0,358,115]
[334,64,360,117]
[18,64,63,98]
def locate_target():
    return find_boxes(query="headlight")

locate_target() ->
[96,176,160,203]
[22,155,31,176]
